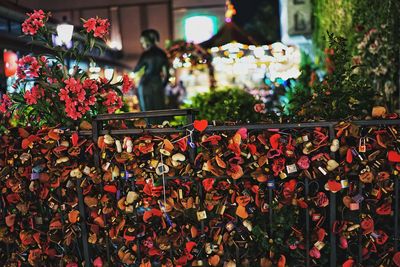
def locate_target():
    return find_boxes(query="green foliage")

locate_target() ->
[184,87,262,123]
[286,51,320,116]
[313,0,400,111]
[312,0,355,50]
[351,0,400,110]
[288,34,375,121]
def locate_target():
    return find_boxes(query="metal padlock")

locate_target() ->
[83,166,91,175]
[30,172,40,181]
[178,189,183,199]
[341,179,349,188]
[125,205,134,213]
[314,241,325,250]
[216,204,226,215]
[196,210,207,221]
[226,221,235,232]
[352,194,364,203]
[102,162,110,171]
[359,138,366,153]
[279,171,287,179]
[317,166,327,176]
[286,164,297,174]
[371,188,380,197]
[34,216,43,225]
[350,202,359,210]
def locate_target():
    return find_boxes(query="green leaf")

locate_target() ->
[89,37,95,50]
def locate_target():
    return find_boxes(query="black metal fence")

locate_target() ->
[1,109,399,267]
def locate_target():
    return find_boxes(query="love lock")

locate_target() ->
[326,159,339,171]
[103,134,115,145]
[156,163,169,176]
[70,168,82,179]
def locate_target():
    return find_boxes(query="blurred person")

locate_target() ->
[134,29,169,112]
[166,80,186,109]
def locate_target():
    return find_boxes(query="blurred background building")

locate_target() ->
[5,0,226,67]
[0,0,309,112]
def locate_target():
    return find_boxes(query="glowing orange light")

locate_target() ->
[225,0,237,23]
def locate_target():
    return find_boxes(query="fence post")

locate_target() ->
[328,124,337,267]
[73,130,93,267]
[305,177,310,267]
[395,173,399,251]
[357,181,363,266]
[76,179,91,267]
[91,119,111,266]
[0,186,9,260]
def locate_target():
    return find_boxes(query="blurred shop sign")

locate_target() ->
[287,0,311,36]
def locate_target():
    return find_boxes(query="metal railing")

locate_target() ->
[1,108,399,266]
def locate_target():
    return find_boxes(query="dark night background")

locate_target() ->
[232,0,281,44]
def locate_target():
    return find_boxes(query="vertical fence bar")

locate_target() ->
[305,177,310,267]
[186,110,206,263]
[92,120,111,266]
[268,187,273,236]
[358,181,363,266]
[395,172,399,251]
[328,124,337,267]
[76,179,91,267]
[0,188,9,259]
[56,186,69,264]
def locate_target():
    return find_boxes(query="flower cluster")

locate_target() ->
[122,74,134,93]
[0,94,12,113]
[357,28,378,51]
[21,10,49,35]
[59,78,98,120]
[83,17,110,39]
[2,10,126,126]
[103,90,123,114]
[17,55,42,80]
[354,26,393,77]
[24,85,45,105]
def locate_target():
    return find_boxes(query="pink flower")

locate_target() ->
[83,17,110,39]
[352,56,362,66]
[122,74,133,93]
[24,85,44,105]
[254,103,266,113]
[0,94,12,113]
[22,10,49,36]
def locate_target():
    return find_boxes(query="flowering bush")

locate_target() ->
[21,9,49,35]
[83,17,110,40]
[0,10,133,127]
[353,25,397,106]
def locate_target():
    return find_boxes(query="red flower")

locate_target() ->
[17,55,41,80]
[83,18,96,32]
[24,85,44,105]
[59,78,99,120]
[0,94,12,113]
[103,90,123,113]
[83,17,110,39]
[122,74,133,93]
[22,10,49,36]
